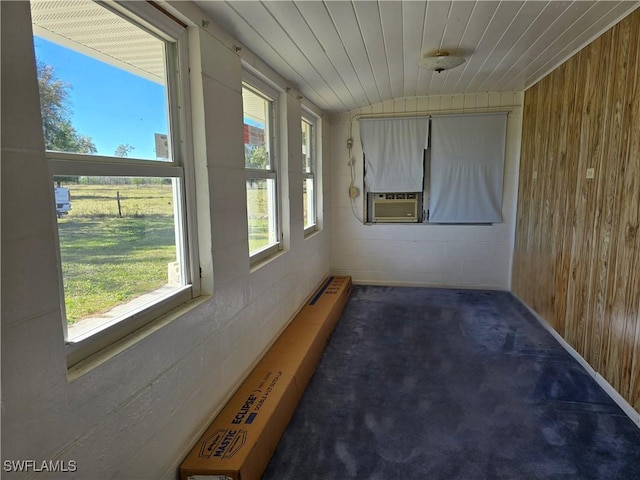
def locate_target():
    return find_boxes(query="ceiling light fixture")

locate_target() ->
[418,51,465,73]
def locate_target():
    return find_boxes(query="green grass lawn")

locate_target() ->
[57,183,176,324]
[58,182,282,324]
[246,183,274,253]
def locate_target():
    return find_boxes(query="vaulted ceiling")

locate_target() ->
[196,0,639,114]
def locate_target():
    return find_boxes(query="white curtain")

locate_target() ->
[429,113,507,223]
[361,117,429,192]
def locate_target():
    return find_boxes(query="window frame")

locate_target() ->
[242,73,282,266]
[301,111,318,236]
[35,1,200,366]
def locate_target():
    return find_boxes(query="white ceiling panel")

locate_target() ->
[401,0,428,97]
[465,1,549,92]
[353,1,394,102]
[490,1,589,90]
[447,1,501,93]
[323,0,383,105]
[449,1,523,94]
[295,1,370,107]
[228,0,346,109]
[195,0,640,114]
[427,1,478,95]
[260,1,357,107]
[416,0,450,97]
[379,1,404,99]
[518,1,636,87]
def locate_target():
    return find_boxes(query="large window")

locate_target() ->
[302,114,318,235]
[31,0,197,364]
[242,79,281,263]
[360,113,506,224]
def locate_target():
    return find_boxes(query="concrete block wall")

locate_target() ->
[330,93,523,289]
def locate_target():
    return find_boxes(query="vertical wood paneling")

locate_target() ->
[607,18,640,400]
[577,30,612,368]
[601,16,636,397]
[633,297,640,412]
[513,9,640,413]
[628,32,640,413]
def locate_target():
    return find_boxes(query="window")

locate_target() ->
[360,117,429,223]
[302,114,318,234]
[242,79,281,263]
[360,113,507,224]
[31,0,197,364]
[429,113,507,223]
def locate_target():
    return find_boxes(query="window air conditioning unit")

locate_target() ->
[372,193,419,223]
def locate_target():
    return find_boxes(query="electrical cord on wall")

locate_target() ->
[347,135,364,223]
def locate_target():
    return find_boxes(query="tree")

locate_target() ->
[37,62,97,155]
[246,144,268,169]
[114,144,135,157]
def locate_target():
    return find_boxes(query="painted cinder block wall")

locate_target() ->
[329,93,523,289]
[0,2,331,478]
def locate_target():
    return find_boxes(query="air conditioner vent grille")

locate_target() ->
[373,196,418,223]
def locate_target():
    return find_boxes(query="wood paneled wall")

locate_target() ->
[512,9,640,413]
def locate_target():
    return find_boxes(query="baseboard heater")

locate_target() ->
[180,276,353,480]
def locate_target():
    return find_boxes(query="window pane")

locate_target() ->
[243,87,271,169]
[302,119,312,173]
[54,176,183,339]
[246,178,277,255]
[31,0,171,161]
[303,177,315,229]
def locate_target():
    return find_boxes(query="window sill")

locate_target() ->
[304,225,320,239]
[249,247,287,273]
[66,285,188,343]
[66,294,210,382]
[364,221,495,226]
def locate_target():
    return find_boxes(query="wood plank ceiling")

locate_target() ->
[195,0,640,114]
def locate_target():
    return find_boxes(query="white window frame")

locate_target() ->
[301,111,318,236]
[242,73,282,266]
[37,1,200,366]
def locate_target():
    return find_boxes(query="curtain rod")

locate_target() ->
[352,107,512,122]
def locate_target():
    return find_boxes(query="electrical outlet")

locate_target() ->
[349,186,360,198]
[532,171,538,180]
[586,168,595,179]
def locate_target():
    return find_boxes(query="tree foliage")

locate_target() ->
[246,145,268,169]
[115,143,135,157]
[37,62,97,155]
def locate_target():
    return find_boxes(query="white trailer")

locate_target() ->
[55,187,71,218]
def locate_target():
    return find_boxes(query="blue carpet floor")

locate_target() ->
[262,286,640,480]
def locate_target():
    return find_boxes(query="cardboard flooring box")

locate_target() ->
[180,368,298,480]
[262,323,323,391]
[181,276,352,480]
[297,276,353,332]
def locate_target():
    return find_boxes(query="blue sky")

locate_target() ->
[34,36,266,159]
[34,36,169,160]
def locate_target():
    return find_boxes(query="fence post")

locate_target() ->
[117,191,122,218]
